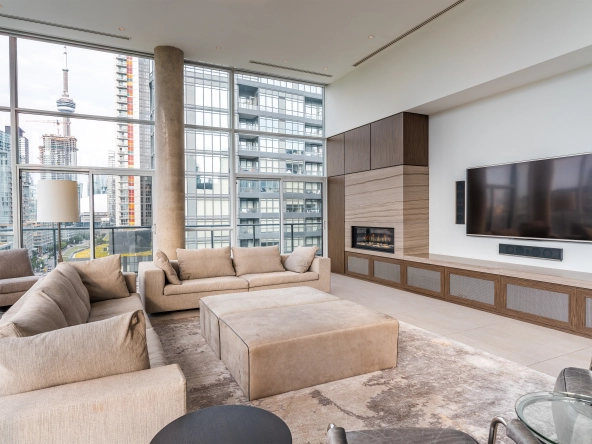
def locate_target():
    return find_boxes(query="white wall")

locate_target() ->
[325,0,592,137]
[429,64,592,272]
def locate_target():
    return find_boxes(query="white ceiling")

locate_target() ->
[0,0,459,84]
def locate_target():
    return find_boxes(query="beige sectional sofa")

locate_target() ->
[0,255,186,444]
[139,246,331,314]
[0,248,42,307]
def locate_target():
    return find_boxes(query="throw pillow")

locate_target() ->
[154,250,181,285]
[70,254,129,302]
[176,247,236,280]
[232,246,285,276]
[0,290,68,338]
[0,248,34,279]
[0,310,149,397]
[284,246,318,273]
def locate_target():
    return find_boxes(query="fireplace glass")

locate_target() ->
[352,227,394,253]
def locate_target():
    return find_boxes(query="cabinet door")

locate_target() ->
[402,113,428,166]
[371,115,399,169]
[344,125,370,174]
[326,134,345,176]
[328,176,345,273]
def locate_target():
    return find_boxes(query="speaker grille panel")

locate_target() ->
[407,266,441,293]
[374,260,401,283]
[450,274,495,305]
[586,298,592,329]
[506,284,569,322]
[348,256,369,276]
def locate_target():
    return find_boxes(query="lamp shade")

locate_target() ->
[36,180,80,223]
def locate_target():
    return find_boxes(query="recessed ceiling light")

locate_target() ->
[216,46,221,50]
[283,59,288,62]
[323,67,328,70]
[368,35,374,39]
[118,27,125,31]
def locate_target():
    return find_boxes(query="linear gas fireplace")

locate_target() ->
[352,226,394,253]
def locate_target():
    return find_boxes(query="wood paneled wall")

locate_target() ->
[326,133,345,176]
[328,176,345,273]
[344,125,371,174]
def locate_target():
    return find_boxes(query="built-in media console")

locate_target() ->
[352,226,394,253]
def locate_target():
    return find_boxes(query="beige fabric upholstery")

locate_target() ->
[0,364,186,444]
[0,248,34,279]
[88,293,152,329]
[232,246,285,276]
[284,246,318,273]
[123,272,137,293]
[0,276,40,295]
[177,247,235,280]
[200,287,340,358]
[241,270,318,288]
[138,256,331,313]
[0,311,149,397]
[220,300,399,400]
[164,276,248,296]
[0,276,46,319]
[34,264,90,326]
[146,327,167,368]
[0,291,68,338]
[0,291,29,308]
[70,255,129,302]
[154,250,181,285]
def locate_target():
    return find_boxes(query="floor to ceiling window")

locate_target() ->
[234,74,325,254]
[2,30,326,266]
[5,35,154,273]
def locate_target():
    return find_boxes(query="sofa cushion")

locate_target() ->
[146,328,167,368]
[0,248,34,279]
[240,271,319,288]
[154,250,181,285]
[232,246,285,276]
[0,290,68,338]
[0,276,40,295]
[284,246,318,273]
[55,263,91,313]
[163,276,248,296]
[70,255,129,302]
[0,310,150,397]
[176,247,235,280]
[35,264,90,326]
[88,293,152,329]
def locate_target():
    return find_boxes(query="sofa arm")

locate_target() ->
[123,271,136,294]
[139,261,166,313]
[0,364,186,444]
[310,256,331,293]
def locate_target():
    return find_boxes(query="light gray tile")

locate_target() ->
[446,333,538,366]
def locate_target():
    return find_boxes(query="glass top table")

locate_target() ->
[516,392,592,444]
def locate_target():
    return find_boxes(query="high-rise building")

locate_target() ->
[0,129,11,230]
[112,55,153,227]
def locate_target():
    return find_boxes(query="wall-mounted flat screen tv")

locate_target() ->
[466,153,592,242]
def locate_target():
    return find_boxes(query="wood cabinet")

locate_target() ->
[328,176,345,273]
[370,113,428,170]
[326,134,345,177]
[344,125,371,174]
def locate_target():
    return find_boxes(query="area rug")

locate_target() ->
[151,314,555,444]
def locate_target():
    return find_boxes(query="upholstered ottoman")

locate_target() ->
[200,286,339,358]
[219,300,399,400]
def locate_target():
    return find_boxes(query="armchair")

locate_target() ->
[0,249,41,307]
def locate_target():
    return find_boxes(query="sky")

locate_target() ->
[1,35,150,168]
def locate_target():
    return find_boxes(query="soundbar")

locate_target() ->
[499,244,563,261]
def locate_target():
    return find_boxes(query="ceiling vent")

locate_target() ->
[353,0,465,67]
[249,61,333,78]
[0,13,131,40]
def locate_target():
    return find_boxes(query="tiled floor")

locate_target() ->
[331,273,592,377]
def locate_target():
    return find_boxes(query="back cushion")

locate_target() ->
[0,290,68,338]
[0,310,149,396]
[232,246,285,276]
[177,247,236,280]
[0,248,34,279]
[55,263,91,313]
[70,255,129,302]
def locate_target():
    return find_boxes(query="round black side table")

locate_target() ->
[151,405,292,444]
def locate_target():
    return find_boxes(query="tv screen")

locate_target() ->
[466,154,592,242]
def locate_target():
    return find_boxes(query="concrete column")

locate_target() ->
[154,46,185,259]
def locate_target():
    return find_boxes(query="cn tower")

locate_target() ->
[55,46,76,136]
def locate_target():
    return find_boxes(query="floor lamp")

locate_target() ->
[37,180,80,264]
